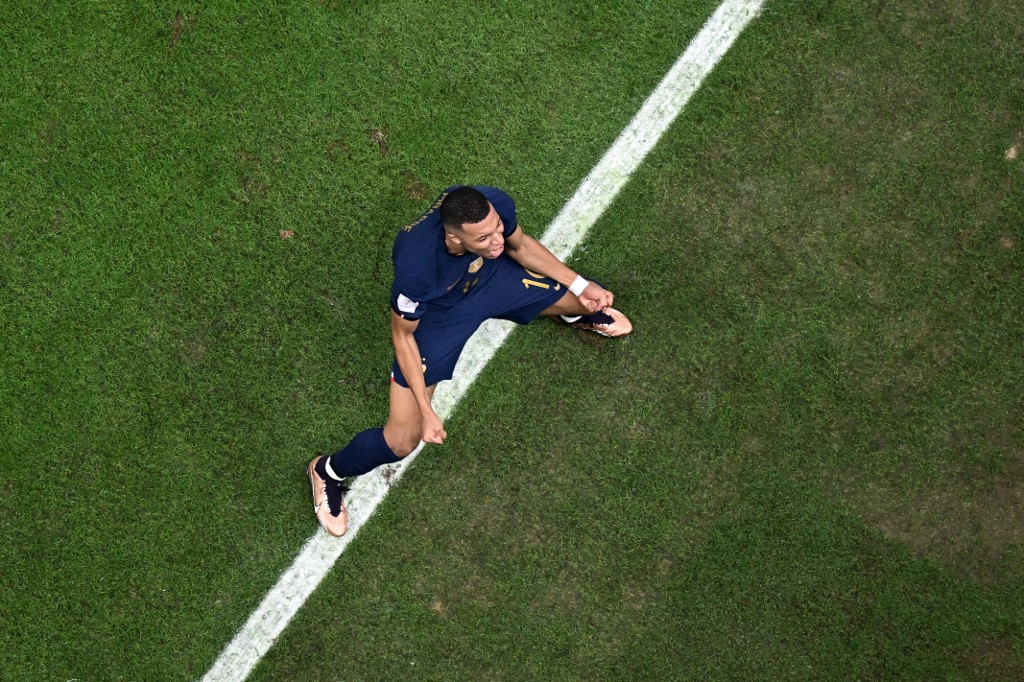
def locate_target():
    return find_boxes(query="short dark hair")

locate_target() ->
[440,186,489,232]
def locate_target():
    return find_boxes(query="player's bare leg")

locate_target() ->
[541,290,633,337]
[384,380,437,457]
[308,382,435,537]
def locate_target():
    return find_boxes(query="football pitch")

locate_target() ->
[3,1,1022,680]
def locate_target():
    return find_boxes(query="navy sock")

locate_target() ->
[327,428,400,478]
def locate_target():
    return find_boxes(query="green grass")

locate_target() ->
[2,0,1022,680]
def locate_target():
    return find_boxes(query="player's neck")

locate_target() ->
[444,231,467,256]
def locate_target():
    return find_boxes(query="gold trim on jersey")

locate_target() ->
[402,192,447,232]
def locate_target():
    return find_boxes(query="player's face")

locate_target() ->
[457,205,505,259]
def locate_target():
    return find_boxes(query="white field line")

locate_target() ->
[201,1,763,679]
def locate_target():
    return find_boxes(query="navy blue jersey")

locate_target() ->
[391,186,519,321]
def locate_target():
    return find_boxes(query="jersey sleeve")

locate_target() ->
[390,265,430,321]
[390,232,434,321]
[390,188,452,321]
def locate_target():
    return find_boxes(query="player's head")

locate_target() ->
[441,186,490,231]
[441,186,506,259]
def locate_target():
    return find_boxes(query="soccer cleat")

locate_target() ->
[307,457,348,537]
[560,307,633,337]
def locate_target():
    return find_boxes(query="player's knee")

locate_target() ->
[388,430,421,457]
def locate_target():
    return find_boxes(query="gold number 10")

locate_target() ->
[522,268,561,290]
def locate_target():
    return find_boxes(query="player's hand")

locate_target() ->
[578,281,614,312]
[421,410,447,445]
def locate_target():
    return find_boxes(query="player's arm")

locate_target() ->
[502,225,613,311]
[390,310,446,444]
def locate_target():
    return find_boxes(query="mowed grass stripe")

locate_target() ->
[4,0,1021,679]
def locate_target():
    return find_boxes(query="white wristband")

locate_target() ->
[568,275,588,297]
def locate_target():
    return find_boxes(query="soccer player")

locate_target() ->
[308,185,632,536]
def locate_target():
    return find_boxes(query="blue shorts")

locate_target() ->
[391,257,566,388]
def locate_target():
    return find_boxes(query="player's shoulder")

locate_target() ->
[397,188,451,237]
